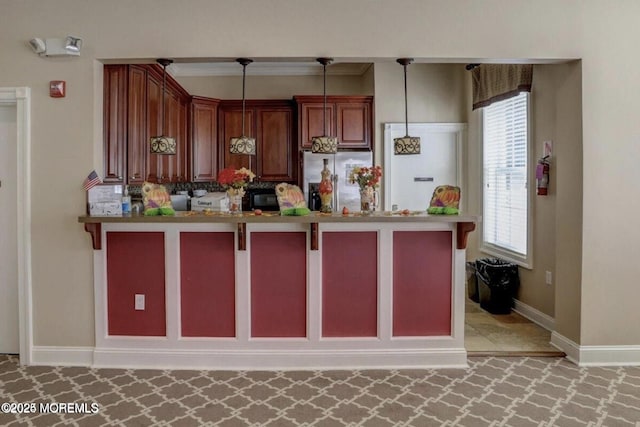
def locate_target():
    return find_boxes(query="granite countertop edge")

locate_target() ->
[78,212,479,224]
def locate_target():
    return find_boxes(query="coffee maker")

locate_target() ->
[307,182,321,211]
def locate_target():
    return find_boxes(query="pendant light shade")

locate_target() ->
[150,58,177,155]
[311,57,338,154]
[394,58,421,155]
[229,58,256,156]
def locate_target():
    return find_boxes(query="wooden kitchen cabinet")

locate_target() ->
[146,65,190,184]
[294,95,373,150]
[191,96,220,182]
[218,101,255,173]
[103,64,190,185]
[103,65,128,184]
[218,100,295,182]
[256,105,294,182]
[126,66,147,185]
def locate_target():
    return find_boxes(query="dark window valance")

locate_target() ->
[472,64,533,110]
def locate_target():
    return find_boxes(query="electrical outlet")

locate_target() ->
[545,271,552,285]
[135,294,145,310]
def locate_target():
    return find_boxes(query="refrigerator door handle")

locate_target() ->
[333,173,339,211]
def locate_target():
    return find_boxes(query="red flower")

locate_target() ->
[217,167,256,189]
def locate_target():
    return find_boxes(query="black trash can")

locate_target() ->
[475,258,519,314]
[466,261,479,302]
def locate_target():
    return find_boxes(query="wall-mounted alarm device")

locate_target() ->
[50,80,66,98]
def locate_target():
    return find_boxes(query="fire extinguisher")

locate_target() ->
[536,156,550,195]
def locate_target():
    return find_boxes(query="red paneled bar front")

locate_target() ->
[80,213,476,370]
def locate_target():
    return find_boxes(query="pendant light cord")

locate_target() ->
[161,63,167,136]
[241,63,247,137]
[403,63,409,138]
[323,62,327,136]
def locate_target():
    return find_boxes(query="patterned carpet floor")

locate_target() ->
[2,355,640,426]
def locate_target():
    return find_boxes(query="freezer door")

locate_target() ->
[333,152,373,212]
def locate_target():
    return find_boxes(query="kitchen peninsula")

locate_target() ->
[79,212,476,370]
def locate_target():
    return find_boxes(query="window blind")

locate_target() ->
[483,92,528,256]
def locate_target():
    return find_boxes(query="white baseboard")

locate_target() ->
[31,346,93,367]
[92,348,469,370]
[550,332,580,364]
[512,298,556,331]
[551,332,640,366]
[30,346,468,370]
[29,340,640,369]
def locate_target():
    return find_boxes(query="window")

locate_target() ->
[481,92,531,267]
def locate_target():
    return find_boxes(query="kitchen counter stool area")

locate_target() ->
[80,216,475,370]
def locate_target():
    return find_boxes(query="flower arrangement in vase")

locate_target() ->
[349,166,382,214]
[217,167,255,213]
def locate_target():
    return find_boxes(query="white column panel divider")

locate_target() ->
[236,226,251,342]
[165,228,179,342]
[378,228,392,342]
[308,225,321,341]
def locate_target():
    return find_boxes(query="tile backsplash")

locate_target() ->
[127,181,276,198]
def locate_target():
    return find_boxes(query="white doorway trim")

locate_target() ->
[0,87,32,365]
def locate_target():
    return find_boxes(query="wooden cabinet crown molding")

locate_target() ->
[293,95,373,104]
[219,99,294,109]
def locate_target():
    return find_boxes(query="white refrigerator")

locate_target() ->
[383,123,465,211]
[302,151,373,212]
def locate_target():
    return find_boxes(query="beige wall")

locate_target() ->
[1,0,638,348]
[372,62,467,167]
[465,64,582,323]
[553,61,583,342]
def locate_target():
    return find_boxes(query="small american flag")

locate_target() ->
[83,170,102,191]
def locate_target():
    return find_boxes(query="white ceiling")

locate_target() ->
[168,61,372,77]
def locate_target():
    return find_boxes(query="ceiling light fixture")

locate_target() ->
[149,58,177,155]
[311,57,338,154]
[229,58,257,170]
[394,58,421,155]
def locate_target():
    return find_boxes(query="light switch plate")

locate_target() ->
[135,294,145,310]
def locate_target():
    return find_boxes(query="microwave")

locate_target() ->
[248,188,279,211]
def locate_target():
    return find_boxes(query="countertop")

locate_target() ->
[78,211,479,224]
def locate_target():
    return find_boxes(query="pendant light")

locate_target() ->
[229,58,256,171]
[149,58,177,155]
[311,57,338,154]
[394,58,421,155]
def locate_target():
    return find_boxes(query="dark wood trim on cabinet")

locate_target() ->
[456,222,476,249]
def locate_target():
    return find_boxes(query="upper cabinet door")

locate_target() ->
[145,71,163,183]
[218,104,255,173]
[298,102,335,150]
[191,97,220,182]
[103,65,127,184]
[336,99,372,149]
[161,90,189,183]
[256,105,294,182]
[126,66,147,185]
[295,95,373,151]
[145,66,190,184]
